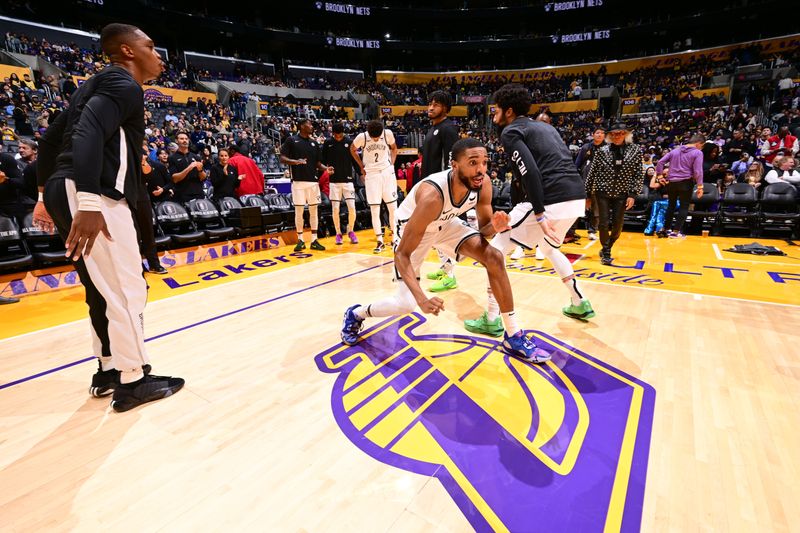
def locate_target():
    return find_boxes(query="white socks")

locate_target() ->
[487,287,501,321]
[501,311,520,336]
[332,201,342,235]
[355,283,417,319]
[294,206,304,238]
[346,199,356,233]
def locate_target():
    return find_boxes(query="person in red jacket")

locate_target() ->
[228,143,264,196]
[765,126,798,167]
[407,155,422,192]
[318,167,330,197]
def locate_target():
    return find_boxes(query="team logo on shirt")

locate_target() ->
[315,313,655,532]
[434,129,439,136]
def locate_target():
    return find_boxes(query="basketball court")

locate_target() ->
[1,231,799,531]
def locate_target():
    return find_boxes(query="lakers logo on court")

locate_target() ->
[315,314,656,532]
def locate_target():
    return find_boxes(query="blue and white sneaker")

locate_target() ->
[341,304,365,346]
[502,331,551,364]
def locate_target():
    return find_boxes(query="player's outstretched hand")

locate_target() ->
[65,211,112,260]
[32,201,55,233]
[491,211,511,233]
[419,296,445,315]
[539,217,559,244]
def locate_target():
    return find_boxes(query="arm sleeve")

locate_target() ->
[0,154,23,189]
[321,142,329,164]
[764,170,779,184]
[574,144,588,170]
[627,146,644,196]
[168,155,183,177]
[693,152,704,185]
[37,109,68,187]
[71,78,140,195]
[585,154,597,196]
[440,125,459,169]
[655,151,670,175]
[502,129,546,214]
[209,166,223,188]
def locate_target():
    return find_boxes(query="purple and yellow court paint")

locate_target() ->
[316,313,655,532]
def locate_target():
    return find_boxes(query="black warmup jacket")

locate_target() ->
[500,116,585,213]
[38,66,145,207]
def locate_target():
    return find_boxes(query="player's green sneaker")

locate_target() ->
[426,268,446,280]
[562,299,596,320]
[294,240,306,252]
[464,311,504,337]
[429,275,457,292]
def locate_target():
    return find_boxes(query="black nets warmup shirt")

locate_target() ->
[421,117,459,179]
[500,116,585,213]
[281,134,321,182]
[168,151,205,202]
[322,136,357,184]
[38,66,145,205]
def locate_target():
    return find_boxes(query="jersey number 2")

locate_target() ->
[374,153,380,162]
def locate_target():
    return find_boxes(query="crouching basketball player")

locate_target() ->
[340,138,550,363]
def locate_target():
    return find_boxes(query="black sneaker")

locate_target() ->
[90,362,152,398]
[0,295,19,304]
[294,240,306,252]
[310,240,326,251]
[148,265,168,275]
[110,374,185,413]
[373,241,386,254]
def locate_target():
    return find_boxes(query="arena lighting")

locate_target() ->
[385,33,391,39]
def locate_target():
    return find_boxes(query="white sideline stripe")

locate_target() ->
[350,251,800,309]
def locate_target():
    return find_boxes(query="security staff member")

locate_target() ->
[322,122,359,244]
[280,118,332,252]
[419,90,462,292]
[169,131,206,203]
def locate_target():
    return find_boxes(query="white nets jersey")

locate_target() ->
[396,169,480,233]
[353,129,395,173]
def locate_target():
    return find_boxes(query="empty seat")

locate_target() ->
[623,190,652,228]
[151,207,172,250]
[240,194,270,215]
[20,212,70,265]
[687,183,720,234]
[0,215,33,272]
[155,201,206,245]
[218,196,262,236]
[759,182,799,237]
[217,196,244,216]
[186,199,236,241]
[717,183,759,235]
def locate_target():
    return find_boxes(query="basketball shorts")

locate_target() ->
[394,219,479,280]
[365,166,397,205]
[505,199,584,249]
[291,181,321,206]
[329,182,355,202]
